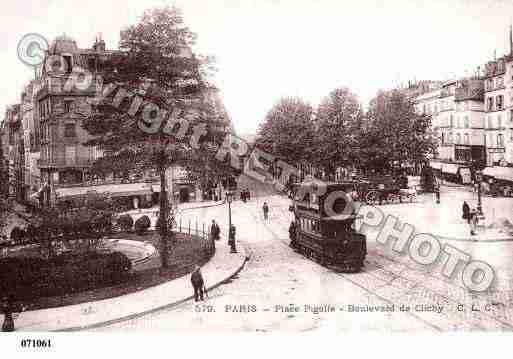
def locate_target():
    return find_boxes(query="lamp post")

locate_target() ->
[226,190,237,253]
[476,170,483,215]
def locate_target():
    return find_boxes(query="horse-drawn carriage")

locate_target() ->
[351,174,416,205]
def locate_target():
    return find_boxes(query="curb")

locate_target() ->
[54,238,250,332]
[178,199,226,212]
[437,234,513,243]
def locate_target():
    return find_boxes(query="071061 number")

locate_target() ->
[20,339,52,349]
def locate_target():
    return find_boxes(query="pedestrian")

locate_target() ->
[262,202,269,220]
[210,220,218,241]
[1,295,21,332]
[214,221,220,241]
[462,201,470,224]
[190,265,205,302]
[289,221,297,248]
[246,188,251,201]
[435,183,440,204]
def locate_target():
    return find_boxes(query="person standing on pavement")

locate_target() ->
[190,265,205,302]
[434,182,440,204]
[262,202,269,220]
[246,188,251,201]
[289,221,297,248]
[462,201,470,224]
[210,220,219,241]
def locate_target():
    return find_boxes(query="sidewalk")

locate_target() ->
[120,199,225,217]
[12,239,248,331]
[365,191,513,242]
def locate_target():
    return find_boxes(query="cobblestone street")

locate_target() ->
[94,186,513,332]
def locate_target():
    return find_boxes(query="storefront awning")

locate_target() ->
[56,183,152,199]
[483,166,513,182]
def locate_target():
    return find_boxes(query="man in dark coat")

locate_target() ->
[462,201,470,224]
[263,202,269,220]
[190,266,205,302]
[289,221,297,248]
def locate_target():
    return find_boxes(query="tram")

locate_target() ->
[289,181,367,272]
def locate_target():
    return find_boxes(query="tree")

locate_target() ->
[255,97,316,166]
[361,90,437,173]
[312,87,363,178]
[82,6,213,268]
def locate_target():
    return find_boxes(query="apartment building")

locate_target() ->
[20,34,232,207]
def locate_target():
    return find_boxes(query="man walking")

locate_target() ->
[462,201,470,224]
[262,202,269,220]
[190,266,205,302]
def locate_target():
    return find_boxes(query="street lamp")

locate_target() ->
[226,190,237,253]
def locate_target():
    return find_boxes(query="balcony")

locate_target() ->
[35,75,102,99]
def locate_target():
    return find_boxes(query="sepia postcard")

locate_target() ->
[2,0,513,356]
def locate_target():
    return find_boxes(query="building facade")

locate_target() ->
[3,33,234,209]
[482,55,513,166]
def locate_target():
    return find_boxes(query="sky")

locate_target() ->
[1,0,513,134]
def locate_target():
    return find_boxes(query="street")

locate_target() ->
[93,185,513,332]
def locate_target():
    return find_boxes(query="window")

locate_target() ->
[488,116,493,129]
[63,55,72,73]
[64,123,76,137]
[487,97,494,111]
[450,115,454,127]
[65,146,76,164]
[497,76,504,88]
[448,132,453,144]
[64,100,72,113]
[497,95,504,110]
[464,116,469,128]
[464,133,469,144]
[456,133,461,144]
[498,134,504,148]
[87,58,96,71]
[498,115,502,129]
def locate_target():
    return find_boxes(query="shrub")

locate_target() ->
[134,215,151,235]
[117,214,134,232]
[10,227,26,244]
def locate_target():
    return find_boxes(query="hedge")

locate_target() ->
[0,251,132,300]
